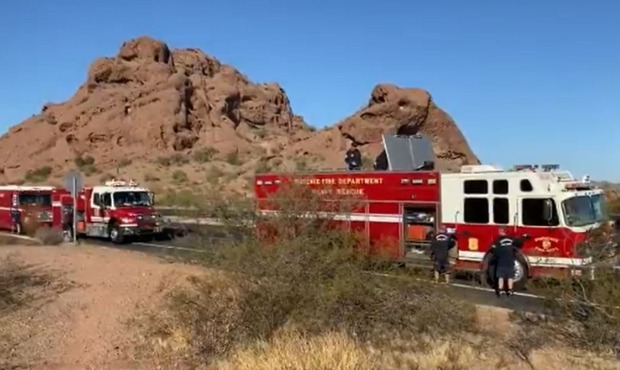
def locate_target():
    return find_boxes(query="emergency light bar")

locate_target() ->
[513,164,560,172]
[105,179,139,187]
[514,164,538,171]
[563,181,594,191]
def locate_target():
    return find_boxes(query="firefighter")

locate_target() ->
[430,226,457,284]
[345,142,362,171]
[10,208,20,234]
[490,229,529,297]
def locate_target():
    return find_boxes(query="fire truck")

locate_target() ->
[0,185,73,235]
[73,179,165,243]
[254,134,610,289]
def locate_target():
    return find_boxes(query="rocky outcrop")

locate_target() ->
[337,84,479,171]
[0,36,479,190]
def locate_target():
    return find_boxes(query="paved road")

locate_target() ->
[80,224,553,314]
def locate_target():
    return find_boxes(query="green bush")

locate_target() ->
[193,147,218,163]
[172,170,188,184]
[156,153,189,167]
[225,151,240,166]
[24,166,52,183]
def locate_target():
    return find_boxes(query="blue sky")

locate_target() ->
[1,0,618,181]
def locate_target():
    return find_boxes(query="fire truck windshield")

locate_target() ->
[562,194,607,227]
[112,191,152,207]
[19,193,52,207]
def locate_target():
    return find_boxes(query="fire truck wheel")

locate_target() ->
[109,224,125,244]
[482,253,529,291]
[512,255,529,290]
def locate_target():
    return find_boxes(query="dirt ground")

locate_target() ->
[0,243,208,370]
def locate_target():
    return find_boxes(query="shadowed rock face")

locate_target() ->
[337,84,479,171]
[0,36,479,190]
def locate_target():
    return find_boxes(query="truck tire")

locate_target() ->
[482,252,529,291]
[512,254,530,291]
[109,223,125,244]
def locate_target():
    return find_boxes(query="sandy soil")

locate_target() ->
[0,243,208,370]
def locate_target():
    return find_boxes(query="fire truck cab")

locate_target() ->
[74,179,164,243]
[254,134,610,289]
[0,185,72,235]
[441,163,607,287]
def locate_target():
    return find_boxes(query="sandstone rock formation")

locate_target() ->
[337,84,479,171]
[0,36,479,194]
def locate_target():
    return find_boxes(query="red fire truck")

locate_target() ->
[254,135,610,289]
[0,185,73,235]
[73,179,165,243]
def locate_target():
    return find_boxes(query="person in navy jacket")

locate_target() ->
[490,229,529,296]
[430,226,457,284]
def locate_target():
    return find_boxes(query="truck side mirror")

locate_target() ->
[543,199,553,222]
[149,192,155,205]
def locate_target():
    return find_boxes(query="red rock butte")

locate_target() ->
[0,36,479,193]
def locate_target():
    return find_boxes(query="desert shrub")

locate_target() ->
[24,166,52,183]
[74,155,98,175]
[206,167,225,186]
[74,155,95,168]
[117,158,132,168]
[255,158,271,174]
[156,153,189,167]
[0,255,67,312]
[34,226,64,245]
[144,173,161,182]
[536,225,620,356]
[172,170,188,184]
[254,128,267,139]
[294,157,309,171]
[215,329,378,370]
[192,147,218,163]
[609,198,620,215]
[225,151,240,166]
[138,184,479,366]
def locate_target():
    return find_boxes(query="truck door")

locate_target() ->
[100,193,112,222]
[91,192,103,223]
[516,196,563,258]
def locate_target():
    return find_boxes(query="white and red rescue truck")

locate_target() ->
[73,179,164,243]
[0,185,73,235]
[254,135,610,289]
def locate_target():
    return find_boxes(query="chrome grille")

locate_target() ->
[37,211,53,222]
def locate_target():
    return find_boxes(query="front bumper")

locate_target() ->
[569,250,620,281]
[119,224,165,236]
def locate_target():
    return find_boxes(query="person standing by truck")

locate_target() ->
[490,229,529,296]
[345,142,362,170]
[430,226,457,284]
[10,208,21,234]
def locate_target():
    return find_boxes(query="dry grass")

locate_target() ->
[0,254,75,369]
[215,329,377,370]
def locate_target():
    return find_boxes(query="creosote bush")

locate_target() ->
[24,166,52,183]
[137,183,480,367]
[531,224,620,357]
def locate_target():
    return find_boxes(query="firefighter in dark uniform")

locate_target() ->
[490,229,529,296]
[10,208,21,234]
[345,142,362,171]
[430,226,457,284]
